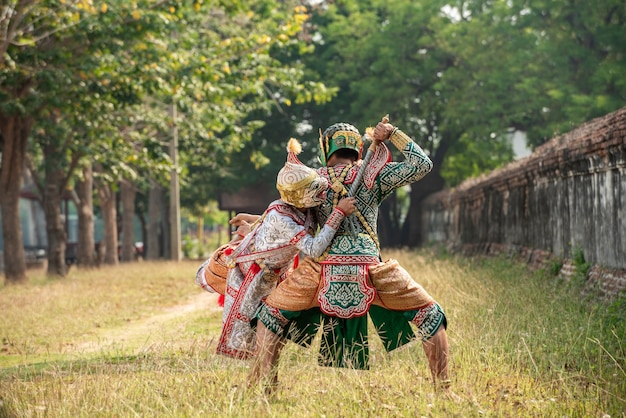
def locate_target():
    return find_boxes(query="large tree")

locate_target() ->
[178,2,337,215]
[1,0,85,282]
[1,0,337,281]
[438,0,625,146]
[255,0,625,247]
[3,1,179,277]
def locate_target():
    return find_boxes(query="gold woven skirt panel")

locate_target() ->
[369,259,434,310]
[266,256,322,311]
[204,244,231,295]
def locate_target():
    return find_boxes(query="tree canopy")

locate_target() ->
[214,0,624,245]
[1,0,624,279]
[0,0,335,281]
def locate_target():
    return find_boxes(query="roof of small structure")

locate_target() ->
[218,182,279,215]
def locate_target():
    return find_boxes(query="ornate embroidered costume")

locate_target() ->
[258,123,447,369]
[216,199,347,359]
[196,138,350,359]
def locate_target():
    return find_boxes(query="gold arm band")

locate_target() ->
[389,128,413,150]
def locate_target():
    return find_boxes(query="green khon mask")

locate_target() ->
[318,123,363,166]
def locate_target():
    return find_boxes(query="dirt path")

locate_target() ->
[74,292,221,354]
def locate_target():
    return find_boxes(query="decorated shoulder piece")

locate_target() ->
[362,127,392,190]
[222,202,301,269]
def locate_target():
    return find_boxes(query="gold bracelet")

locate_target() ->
[389,128,412,150]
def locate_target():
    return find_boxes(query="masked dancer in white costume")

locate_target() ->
[196,138,356,362]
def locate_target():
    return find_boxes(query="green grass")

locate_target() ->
[0,252,624,417]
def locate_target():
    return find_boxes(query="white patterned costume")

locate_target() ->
[196,138,351,359]
[215,200,347,358]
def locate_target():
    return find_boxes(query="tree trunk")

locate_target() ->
[197,215,205,259]
[98,182,118,265]
[76,163,96,267]
[197,216,204,243]
[120,180,136,262]
[400,139,451,247]
[137,211,146,261]
[163,200,171,259]
[378,193,402,248]
[146,179,163,260]
[0,114,30,283]
[43,164,67,277]
[401,168,446,247]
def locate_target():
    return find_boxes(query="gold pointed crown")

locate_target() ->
[276,138,329,208]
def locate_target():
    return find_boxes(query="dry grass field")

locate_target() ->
[0,249,624,417]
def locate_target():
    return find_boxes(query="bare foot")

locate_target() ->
[434,380,462,402]
[438,387,462,402]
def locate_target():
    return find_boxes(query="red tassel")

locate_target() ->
[217,294,225,307]
[293,254,299,269]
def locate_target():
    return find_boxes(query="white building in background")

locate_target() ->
[510,130,533,159]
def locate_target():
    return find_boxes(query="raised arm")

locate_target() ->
[376,125,433,200]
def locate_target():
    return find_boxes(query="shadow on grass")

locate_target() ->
[0,353,163,381]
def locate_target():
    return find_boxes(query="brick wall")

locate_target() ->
[422,107,626,300]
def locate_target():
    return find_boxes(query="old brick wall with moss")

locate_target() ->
[422,106,626,300]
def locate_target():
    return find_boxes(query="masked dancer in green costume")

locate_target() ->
[245,119,452,395]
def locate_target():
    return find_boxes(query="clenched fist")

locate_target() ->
[372,121,395,142]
